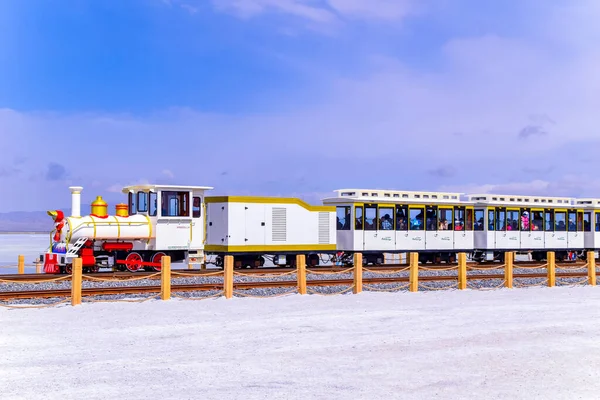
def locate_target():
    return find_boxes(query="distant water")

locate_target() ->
[0,233,49,274]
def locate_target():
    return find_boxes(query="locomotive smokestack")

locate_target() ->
[69,186,83,217]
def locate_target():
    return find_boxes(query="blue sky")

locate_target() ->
[2,0,600,212]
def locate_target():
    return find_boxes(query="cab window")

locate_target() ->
[128,192,137,215]
[149,192,157,216]
[336,206,351,230]
[193,197,201,218]
[137,191,148,213]
[161,191,189,217]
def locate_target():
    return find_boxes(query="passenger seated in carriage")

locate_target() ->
[438,219,448,230]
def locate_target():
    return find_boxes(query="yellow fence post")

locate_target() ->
[588,251,596,286]
[409,252,419,292]
[71,258,82,306]
[547,251,556,287]
[224,255,233,299]
[161,255,171,300]
[353,253,363,294]
[458,252,467,290]
[35,259,41,274]
[505,251,513,288]
[297,254,307,295]
[18,255,25,274]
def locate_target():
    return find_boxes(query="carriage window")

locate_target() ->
[555,211,566,231]
[455,207,465,231]
[596,212,600,232]
[496,210,506,231]
[149,192,157,216]
[379,206,394,230]
[336,206,351,230]
[520,209,530,231]
[507,210,519,231]
[545,211,554,231]
[584,212,591,232]
[466,209,473,230]
[474,209,484,231]
[577,212,583,232]
[426,206,437,231]
[128,192,137,215]
[439,208,453,230]
[531,210,544,231]
[192,197,201,218]
[409,207,424,230]
[365,205,377,231]
[161,191,189,217]
[568,211,577,231]
[396,205,408,230]
[137,191,148,212]
[488,210,495,231]
[355,206,363,230]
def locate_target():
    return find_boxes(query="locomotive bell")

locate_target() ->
[91,196,108,218]
[115,203,129,217]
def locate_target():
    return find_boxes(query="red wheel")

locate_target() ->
[125,252,143,272]
[151,252,166,272]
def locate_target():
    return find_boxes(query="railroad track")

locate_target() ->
[0,261,589,282]
[0,272,591,300]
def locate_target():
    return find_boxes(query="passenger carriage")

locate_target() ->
[574,198,600,258]
[468,194,585,262]
[322,189,476,265]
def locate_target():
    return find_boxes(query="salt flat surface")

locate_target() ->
[2,287,600,399]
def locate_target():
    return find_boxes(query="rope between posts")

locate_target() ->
[172,291,225,300]
[556,264,589,271]
[0,275,71,284]
[83,294,161,303]
[467,265,505,271]
[466,279,507,290]
[363,267,410,274]
[515,264,548,270]
[419,266,459,271]
[233,288,297,298]
[557,276,589,286]
[363,282,410,292]
[307,285,354,295]
[306,267,354,275]
[0,298,71,309]
[513,278,549,287]
[81,273,161,282]
[171,270,224,277]
[233,270,297,277]
[418,281,459,290]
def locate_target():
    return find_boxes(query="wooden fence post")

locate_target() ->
[297,254,307,295]
[18,255,24,274]
[505,251,513,288]
[458,252,467,290]
[71,258,82,306]
[353,253,363,294]
[409,252,419,292]
[547,251,556,287]
[224,255,233,299]
[588,251,596,286]
[161,255,171,300]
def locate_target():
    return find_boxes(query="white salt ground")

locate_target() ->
[2,287,600,400]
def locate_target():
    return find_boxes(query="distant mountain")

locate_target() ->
[0,209,67,233]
